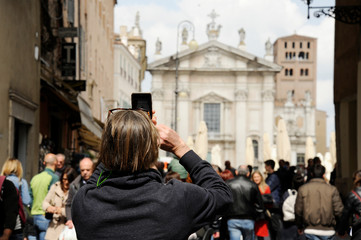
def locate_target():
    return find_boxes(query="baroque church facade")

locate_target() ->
[148,11,282,168]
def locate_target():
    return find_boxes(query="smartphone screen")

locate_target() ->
[131,93,152,119]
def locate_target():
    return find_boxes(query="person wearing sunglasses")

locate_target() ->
[71,109,232,240]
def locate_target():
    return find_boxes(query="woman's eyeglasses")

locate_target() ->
[107,108,151,119]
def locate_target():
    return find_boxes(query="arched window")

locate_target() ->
[300,42,303,48]
[300,69,304,76]
[306,52,309,59]
[285,52,288,59]
[285,69,289,76]
[305,69,309,76]
[252,139,259,159]
[292,42,295,48]
[284,42,287,48]
[307,42,310,48]
[298,51,305,60]
[290,69,293,76]
[293,52,296,59]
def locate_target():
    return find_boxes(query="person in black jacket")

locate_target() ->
[71,109,233,240]
[226,165,264,240]
[0,179,19,240]
[338,169,361,239]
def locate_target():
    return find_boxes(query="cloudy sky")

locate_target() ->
[114,0,335,146]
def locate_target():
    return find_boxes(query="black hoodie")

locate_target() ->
[72,150,232,240]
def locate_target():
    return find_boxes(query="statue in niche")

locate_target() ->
[265,38,272,55]
[155,38,162,54]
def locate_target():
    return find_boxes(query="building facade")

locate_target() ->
[0,1,41,179]
[273,34,326,166]
[148,15,281,168]
[0,0,117,179]
[113,12,146,108]
[78,0,116,124]
[113,35,141,108]
[273,35,317,107]
[333,0,361,196]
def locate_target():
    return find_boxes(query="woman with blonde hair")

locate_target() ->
[1,158,32,239]
[1,158,32,206]
[252,170,271,240]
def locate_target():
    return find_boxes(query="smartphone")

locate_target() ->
[131,93,152,119]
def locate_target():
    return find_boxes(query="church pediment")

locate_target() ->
[193,91,231,103]
[148,40,282,72]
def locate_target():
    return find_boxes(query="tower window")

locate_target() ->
[285,69,289,76]
[284,42,287,48]
[305,69,309,76]
[298,51,305,60]
[292,42,295,48]
[300,42,303,48]
[300,69,304,76]
[290,69,293,76]
[307,42,310,48]
[306,52,309,59]
[285,52,288,59]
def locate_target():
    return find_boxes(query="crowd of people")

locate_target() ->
[0,154,95,240]
[0,109,361,240]
[198,157,357,240]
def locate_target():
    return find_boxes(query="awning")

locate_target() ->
[77,95,103,138]
[78,125,101,151]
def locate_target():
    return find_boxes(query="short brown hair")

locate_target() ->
[99,110,159,172]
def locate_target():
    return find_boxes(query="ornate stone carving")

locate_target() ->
[262,89,274,101]
[305,90,312,107]
[151,88,163,100]
[204,47,221,68]
[178,89,190,99]
[265,38,273,55]
[235,89,248,101]
[181,27,188,45]
[155,38,162,54]
[239,28,246,44]
[206,9,222,41]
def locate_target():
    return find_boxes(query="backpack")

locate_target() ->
[0,176,26,224]
[282,189,297,221]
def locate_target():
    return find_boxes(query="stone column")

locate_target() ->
[193,101,201,134]
[178,90,190,142]
[262,73,275,146]
[224,102,231,140]
[235,89,247,167]
[234,73,248,167]
[151,74,164,123]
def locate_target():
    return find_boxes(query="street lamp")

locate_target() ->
[300,0,361,24]
[174,20,197,132]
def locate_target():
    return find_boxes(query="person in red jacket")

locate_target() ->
[252,170,271,240]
